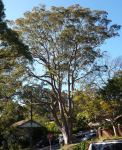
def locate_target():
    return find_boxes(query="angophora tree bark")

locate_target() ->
[15,5,120,144]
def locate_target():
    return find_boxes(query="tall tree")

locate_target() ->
[15,5,120,144]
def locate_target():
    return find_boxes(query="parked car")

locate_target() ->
[81,132,96,141]
[88,140,122,150]
[75,131,84,138]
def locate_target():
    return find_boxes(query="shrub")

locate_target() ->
[73,142,86,150]
[45,121,59,133]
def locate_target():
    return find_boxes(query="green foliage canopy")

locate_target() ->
[0,0,32,61]
[100,71,122,101]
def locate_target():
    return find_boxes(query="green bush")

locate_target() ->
[73,142,86,150]
[45,121,59,133]
[74,114,88,132]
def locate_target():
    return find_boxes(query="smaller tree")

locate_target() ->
[74,89,102,124]
[0,100,27,147]
[74,89,122,136]
[100,71,122,101]
[99,100,122,136]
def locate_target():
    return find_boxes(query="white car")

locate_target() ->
[88,140,122,150]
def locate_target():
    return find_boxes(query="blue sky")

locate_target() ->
[3,0,122,58]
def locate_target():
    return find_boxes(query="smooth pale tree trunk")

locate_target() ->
[59,119,73,145]
[61,125,72,145]
[98,127,102,138]
[62,130,69,145]
[52,109,73,145]
[52,97,73,145]
[53,113,73,145]
[112,125,117,136]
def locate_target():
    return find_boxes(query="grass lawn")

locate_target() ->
[61,143,78,150]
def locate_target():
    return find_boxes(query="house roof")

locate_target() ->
[12,120,41,128]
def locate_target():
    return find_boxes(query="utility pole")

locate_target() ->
[30,92,33,149]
